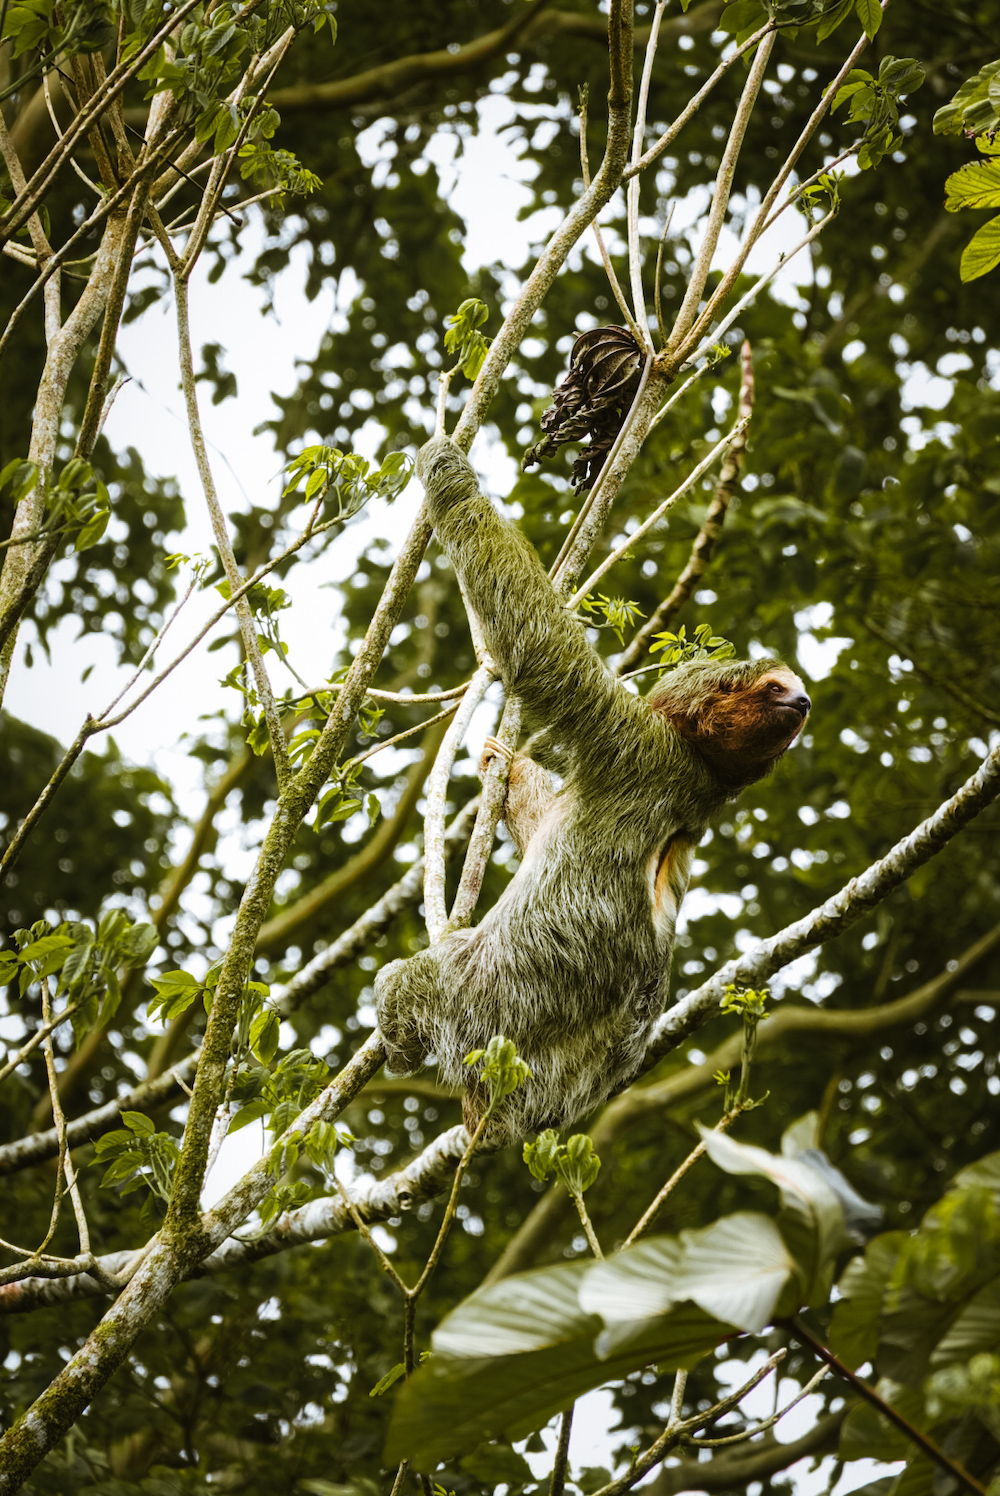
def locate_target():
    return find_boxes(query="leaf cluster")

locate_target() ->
[1,910,157,1045]
[831,56,926,171]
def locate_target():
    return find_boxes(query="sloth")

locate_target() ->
[374,438,810,1147]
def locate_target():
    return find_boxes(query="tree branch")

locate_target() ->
[653,737,1000,1052]
[618,340,753,671]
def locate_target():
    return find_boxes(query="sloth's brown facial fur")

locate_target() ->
[670,666,811,788]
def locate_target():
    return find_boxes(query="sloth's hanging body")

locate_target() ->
[374,439,811,1147]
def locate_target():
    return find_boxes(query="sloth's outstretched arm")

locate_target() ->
[418,438,655,787]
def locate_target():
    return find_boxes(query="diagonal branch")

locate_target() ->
[654,736,1000,1052]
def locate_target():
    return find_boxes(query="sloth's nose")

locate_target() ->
[792,692,811,716]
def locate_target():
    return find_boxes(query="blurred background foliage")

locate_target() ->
[2,0,1000,1490]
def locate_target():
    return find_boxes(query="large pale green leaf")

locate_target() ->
[698,1126,848,1267]
[958,227,995,298]
[581,1215,799,1344]
[387,1303,731,1469]
[431,1259,595,1358]
[579,1236,685,1358]
[386,1255,732,1469]
[955,1151,1000,1198]
[671,1213,796,1334]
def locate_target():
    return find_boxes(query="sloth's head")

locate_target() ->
[648,657,811,789]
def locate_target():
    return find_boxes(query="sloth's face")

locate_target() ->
[676,667,812,785]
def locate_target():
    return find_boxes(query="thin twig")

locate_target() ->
[684,1364,829,1448]
[446,696,522,932]
[572,1195,604,1260]
[690,19,880,344]
[622,21,776,183]
[0,1000,85,1086]
[567,417,748,608]
[667,1370,687,1429]
[680,209,836,371]
[349,702,459,768]
[173,274,292,789]
[578,86,644,344]
[625,1107,743,1246]
[653,204,674,348]
[332,1170,409,1294]
[620,338,753,671]
[550,1407,574,1496]
[664,31,776,358]
[785,1319,987,1496]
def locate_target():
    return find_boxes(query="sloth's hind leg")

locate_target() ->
[374,948,441,1076]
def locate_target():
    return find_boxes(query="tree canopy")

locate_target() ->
[1,2,1000,1493]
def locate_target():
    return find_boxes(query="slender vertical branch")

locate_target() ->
[690,22,879,344]
[173,273,292,789]
[551,353,656,589]
[0,104,60,344]
[578,86,644,345]
[625,0,666,343]
[572,1195,604,1260]
[664,31,776,359]
[567,417,748,608]
[622,21,776,183]
[424,662,496,941]
[619,339,753,670]
[447,696,522,931]
[550,1407,574,1496]
[667,1370,687,1428]
[625,1108,742,1246]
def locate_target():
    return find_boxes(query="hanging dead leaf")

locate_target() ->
[522,326,644,492]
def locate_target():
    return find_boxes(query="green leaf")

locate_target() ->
[933,60,1000,138]
[116,922,158,966]
[698,1125,849,1273]
[121,1110,155,1136]
[944,159,1000,214]
[932,1279,1000,1365]
[370,1362,407,1398]
[717,0,764,36]
[523,1129,562,1185]
[250,1008,280,1066]
[386,1255,731,1468]
[816,0,852,44]
[74,508,110,551]
[459,1443,535,1487]
[959,214,1000,282]
[230,1097,270,1132]
[828,1233,906,1369]
[854,0,881,39]
[556,1135,601,1197]
[580,1216,795,1339]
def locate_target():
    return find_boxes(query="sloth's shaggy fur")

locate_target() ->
[374,439,810,1147]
